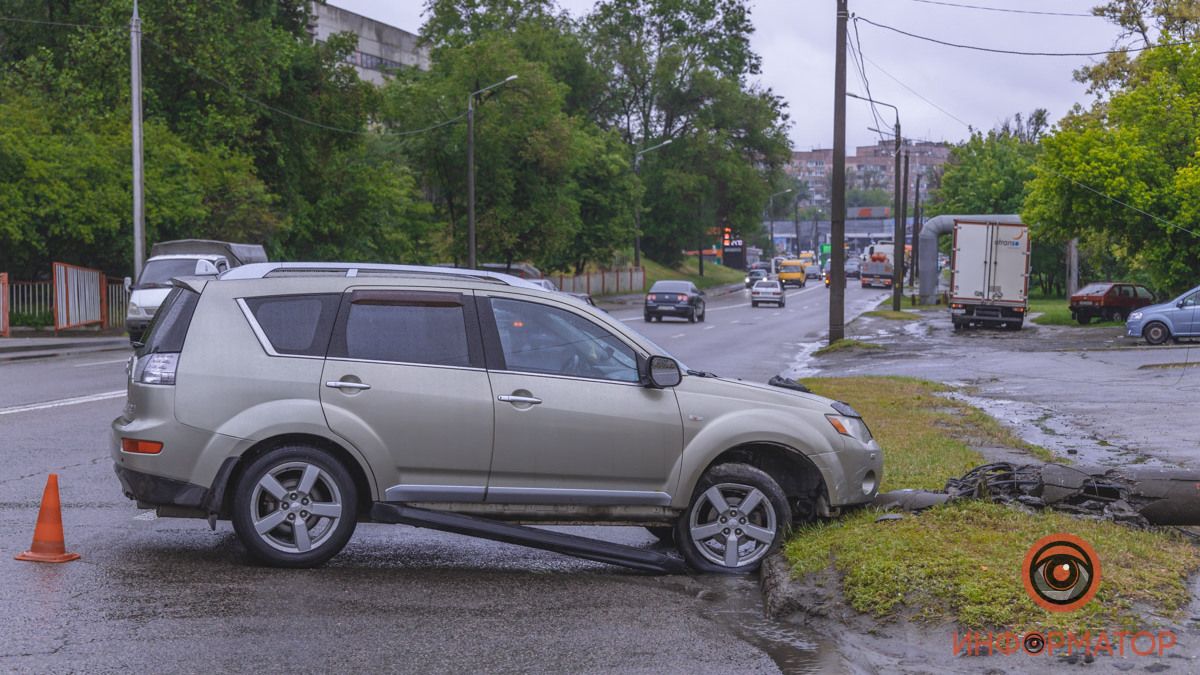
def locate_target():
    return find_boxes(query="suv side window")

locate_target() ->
[1136,286,1153,300]
[329,291,476,367]
[1184,292,1200,308]
[488,298,639,382]
[244,294,340,356]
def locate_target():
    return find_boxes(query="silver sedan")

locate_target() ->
[750,280,786,307]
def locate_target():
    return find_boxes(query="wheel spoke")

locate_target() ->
[297,464,320,495]
[293,519,312,552]
[258,474,288,500]
[743,523,776,544]
[723,533,741,567]
[691,521,723,541]
[704,486,730,513]
[739,489,765,515]
[308,502,341,519]
[254,509,287,534]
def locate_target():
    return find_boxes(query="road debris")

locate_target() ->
[873,462,1200,527]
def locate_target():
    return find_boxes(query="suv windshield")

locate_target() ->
[137,259,201,289]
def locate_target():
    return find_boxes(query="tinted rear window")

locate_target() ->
[138,287,199,354]
[244,294,341,357]
[335,303,471,367]
[650,281,690,293]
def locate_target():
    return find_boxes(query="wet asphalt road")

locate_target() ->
[0,286,882,673]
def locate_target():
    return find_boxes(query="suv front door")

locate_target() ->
[479,295,683,505]
[320,289,494,502]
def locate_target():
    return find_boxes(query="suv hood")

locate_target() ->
[684,373,839,413]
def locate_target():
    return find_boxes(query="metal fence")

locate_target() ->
[8,280,53,320]
[0,273,8,337]
[53,262,106,330]
[107,281,128,329]
[4,267,126,330]
[552,267,646,296]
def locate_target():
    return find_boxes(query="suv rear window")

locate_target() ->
[244,294,341,357]
[138,287,199,354]
[330,294,473,367]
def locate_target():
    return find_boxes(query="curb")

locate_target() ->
[0,342,130,363]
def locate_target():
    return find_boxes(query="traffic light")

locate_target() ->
[722,227,732,246]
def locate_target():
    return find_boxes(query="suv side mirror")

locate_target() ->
[644,355,682,388]
[123,276,132,293]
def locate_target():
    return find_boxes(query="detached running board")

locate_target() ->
[370,502,688,574]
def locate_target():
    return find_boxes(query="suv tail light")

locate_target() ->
[134,353,179,385]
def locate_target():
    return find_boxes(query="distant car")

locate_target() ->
[745,269,768,288]
[844,259,861,279]
[529,278,559,292]
[644,280,706,323]
[1126,284,1200,345]
[805,265,821,280]
[750,280,785,307]
[1070,282,1155,324]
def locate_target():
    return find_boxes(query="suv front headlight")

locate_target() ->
[1129,311,1143,321]
[827,414,874,444]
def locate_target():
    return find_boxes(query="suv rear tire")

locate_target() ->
[232,445,358,568]
[675,463,790,574]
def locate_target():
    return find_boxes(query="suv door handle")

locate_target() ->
[497,394,542,405]
[326,381,371,390]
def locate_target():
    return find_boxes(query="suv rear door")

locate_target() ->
[478,294,683,504]
[319,288,494,502]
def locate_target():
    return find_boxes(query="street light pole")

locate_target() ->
[130,0,145,279]
[847,92,902,310]
[633,139,672,269]
[466,75,518,269]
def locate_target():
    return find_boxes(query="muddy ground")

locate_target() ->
[765,307,1200,674]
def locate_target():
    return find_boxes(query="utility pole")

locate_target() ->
[466,75,517,269]
[891,123,903,310]
[830,0,848,343]
[793,199,801,256]
[633,139,672,269]
[130,0,145,279]
[897,150,909,305]
[910,173,922,287]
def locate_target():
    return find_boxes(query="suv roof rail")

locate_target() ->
[218,262,541,289]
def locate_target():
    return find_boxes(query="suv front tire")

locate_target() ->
[675,463,790,573]
[231,445,359,568]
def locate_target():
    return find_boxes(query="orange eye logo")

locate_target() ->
[1023,534,1101,612]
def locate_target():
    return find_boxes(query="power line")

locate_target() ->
[899,0,1095,17]
[855,45,1200,241]
[858,52,972,129]
[856,15,1200,57]
[849,21,888,141]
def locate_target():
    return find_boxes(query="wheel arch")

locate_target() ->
[693,442,829,522]
[216,433,375,520]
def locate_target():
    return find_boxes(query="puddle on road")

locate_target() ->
[657,574,837,673]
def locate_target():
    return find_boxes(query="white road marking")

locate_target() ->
[0,390,125,416]
[771,312,780,316]
[670,333,686,339]
[704,325,715,330]
[73,358,129,367]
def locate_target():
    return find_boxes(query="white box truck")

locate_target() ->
[949,220,1030,330]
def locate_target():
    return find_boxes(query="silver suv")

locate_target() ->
[112,263,882,572]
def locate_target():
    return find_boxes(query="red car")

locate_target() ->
[1069,282,1155,324]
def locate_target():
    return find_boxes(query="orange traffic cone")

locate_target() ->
[15,474,80,563]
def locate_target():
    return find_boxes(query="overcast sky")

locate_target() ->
[332,0,1125,151]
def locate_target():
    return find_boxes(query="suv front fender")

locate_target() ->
[669,407,841,510]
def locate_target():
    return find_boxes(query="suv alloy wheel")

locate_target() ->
[232,445,359,568]
[675,463,790,573]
